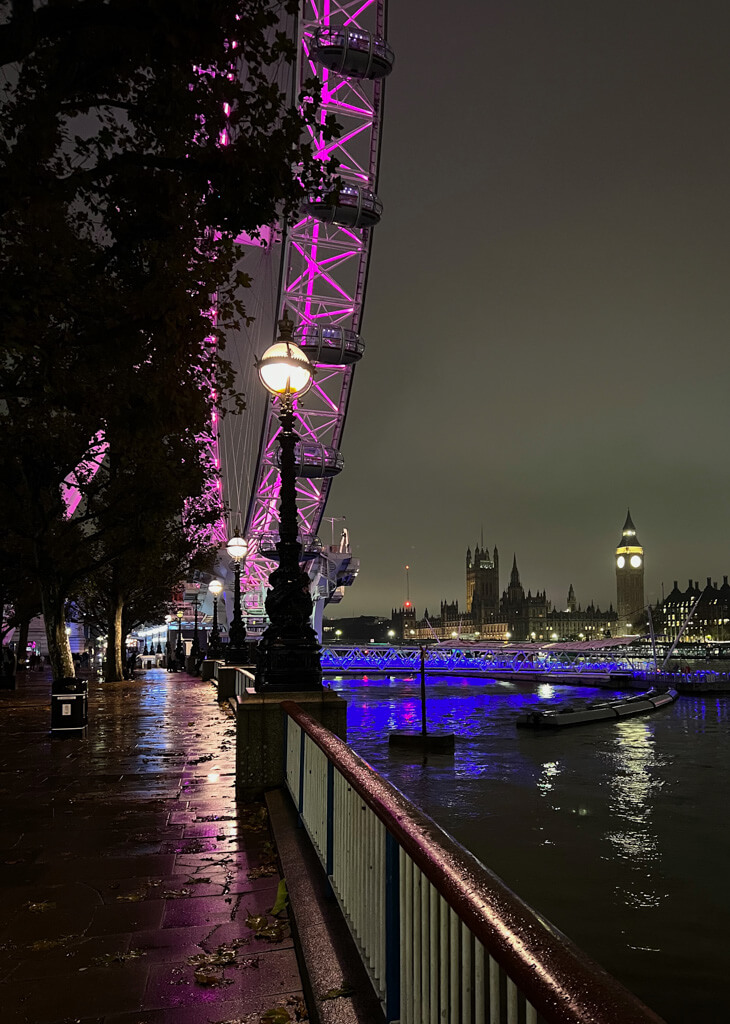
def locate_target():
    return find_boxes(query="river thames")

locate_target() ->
[325,673,729,1023]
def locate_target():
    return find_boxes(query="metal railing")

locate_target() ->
[319,643,651,678]
[282,701,665,1024]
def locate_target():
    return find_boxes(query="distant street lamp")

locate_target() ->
[191,593,200,658]
[175,609,184,662]
[208,579,223,658]
[255,311,322,691]
[225,533,248,664]
[165,614,172,664]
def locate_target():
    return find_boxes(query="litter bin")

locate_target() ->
[51,678,88,737]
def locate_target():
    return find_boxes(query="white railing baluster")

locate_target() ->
[450,907,459,1023]
[507,975,519,1023]
[376,818,385,990]
[461,922,472,1022]
[526,999,539,1024]
[413,865,422,1024]
[403,852,413,1024]
[421,870,429,1019]
[489,954,500,1024]
[430,882,438,1024]
[475,939,485,1024]
[439,894,449,1023]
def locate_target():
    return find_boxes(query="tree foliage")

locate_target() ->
[0,0,336,678]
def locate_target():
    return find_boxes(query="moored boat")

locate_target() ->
[516,688,678,729]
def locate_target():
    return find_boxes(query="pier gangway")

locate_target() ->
[321,639,654,680]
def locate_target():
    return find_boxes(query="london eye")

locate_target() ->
[215,1,393,633]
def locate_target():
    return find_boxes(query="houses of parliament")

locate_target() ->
[393,512,648,642]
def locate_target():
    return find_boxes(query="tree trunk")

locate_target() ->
[40,580,74,682]
[105,592,125,682]
[17,619,30,668]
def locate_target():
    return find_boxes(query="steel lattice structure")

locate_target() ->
[241,0,392,595]
[319,644,654,677]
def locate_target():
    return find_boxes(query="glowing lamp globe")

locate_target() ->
[226,536,248,562]
[209,579,223,597]
[257,341,313,398]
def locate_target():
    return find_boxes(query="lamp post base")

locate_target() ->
[256,636,322,692]
[225,644,251,667]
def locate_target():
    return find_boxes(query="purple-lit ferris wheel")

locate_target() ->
[218,1,393,609]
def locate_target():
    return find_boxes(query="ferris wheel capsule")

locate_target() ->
[306,184,383,229]
[258,532,323,560]
[309,25,394,80]
[294,324,365,366]
[275,441,344,479]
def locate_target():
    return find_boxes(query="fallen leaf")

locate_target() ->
[255,923,285,943]
[246,913,268,932]
[321,984,355,1000]
[25,901,56,913]
[270,880,288,917]
[28,935,78,951]
[285,994,309,1021]
[194,967,234,987]
[91,949,147,967]
[248,864,277,879]
[260,1009,290,1024]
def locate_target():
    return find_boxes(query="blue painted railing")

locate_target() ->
[320,643,647,677]
[282,701,665,1024]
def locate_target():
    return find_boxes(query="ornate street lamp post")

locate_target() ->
[175,609,184,664]
[255,312,322,691]
[208,579,223,658]
[225,534,248,664]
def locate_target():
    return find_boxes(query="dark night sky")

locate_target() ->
[325,1,730,618]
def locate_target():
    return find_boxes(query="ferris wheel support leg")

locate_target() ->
[312,595,325,644]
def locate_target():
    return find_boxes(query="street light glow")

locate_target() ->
[226,536,248,561]
[257,341,313,397]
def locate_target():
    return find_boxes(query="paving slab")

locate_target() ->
[0,668,306,1024]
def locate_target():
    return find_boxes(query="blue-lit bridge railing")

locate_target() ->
[282,701,664,1024]
[320,640,655,679]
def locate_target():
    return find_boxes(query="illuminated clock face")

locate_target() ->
[616,556,625,569]
[630,554,642,568]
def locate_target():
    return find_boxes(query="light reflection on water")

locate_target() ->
[327,674,730,1023]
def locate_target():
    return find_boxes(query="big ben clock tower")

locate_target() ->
[615,509,645,634]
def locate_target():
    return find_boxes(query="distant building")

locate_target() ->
[390,604,417,641]
[389,512,728,646]
[658,577,730,642]
[466,544,500,622]
[322,615,392,643]
[391,535,616,642]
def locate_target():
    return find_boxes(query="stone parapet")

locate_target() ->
[216,665,255,701]
[235,690,347,802]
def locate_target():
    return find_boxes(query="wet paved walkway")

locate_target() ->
[0,668,307,1024]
